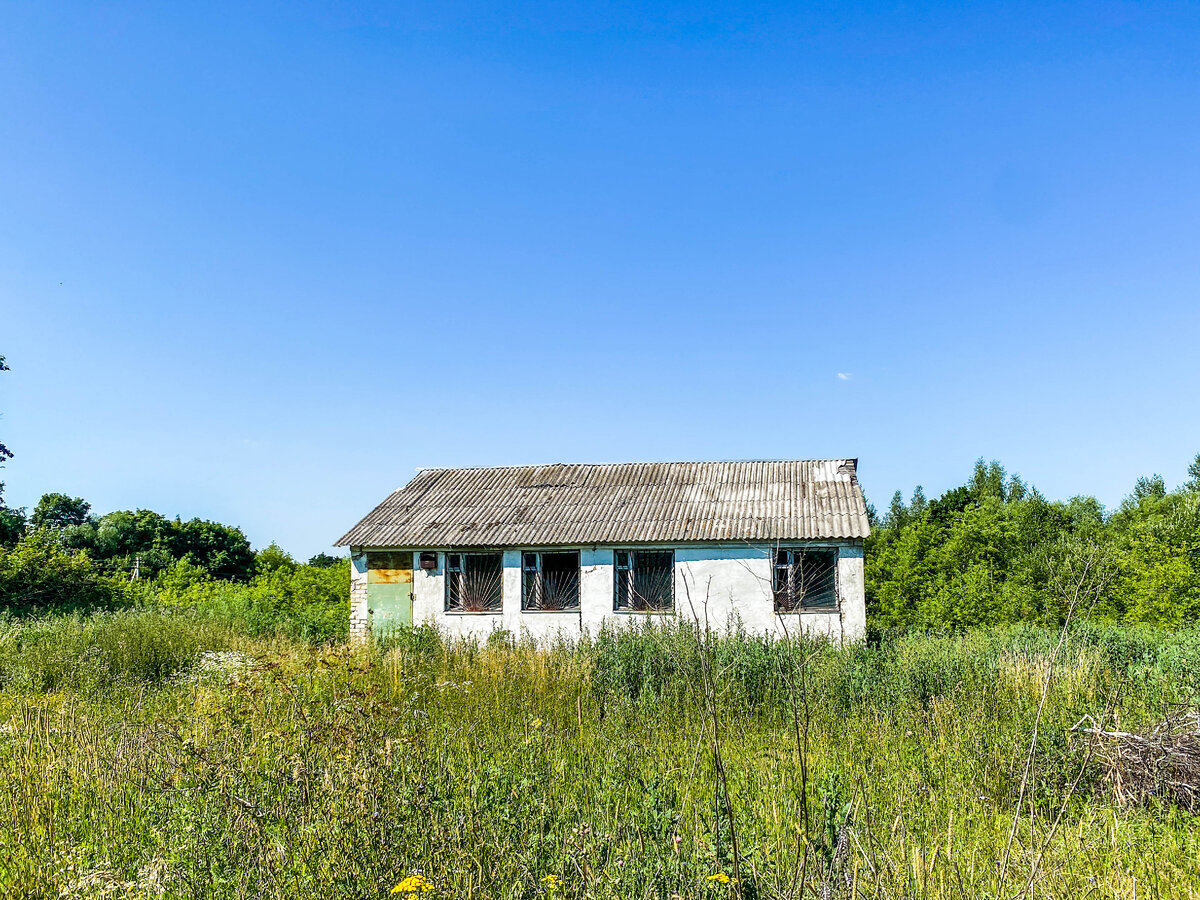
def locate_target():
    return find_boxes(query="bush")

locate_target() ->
[0,530,126,614]
[152,560,350,642]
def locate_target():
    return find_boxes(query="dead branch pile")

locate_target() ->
[1073,710,1200,813]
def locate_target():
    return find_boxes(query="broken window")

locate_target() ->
[772,548,838,613]
[521,551,580,611]
[614,549,674,612]
[445,552,503,612]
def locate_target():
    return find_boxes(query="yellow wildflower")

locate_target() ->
[391,874,434,894]
[541,874,561,891]
[707,873,731,884]
[531,717,544,729]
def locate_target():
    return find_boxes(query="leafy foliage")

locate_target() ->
[0,507,25,549]
[154,557,350,641]
[868,456,1200,628]
[0,488,339,637]
[16,503,258,582]
[3,451,1199,633]
[31,493,91,530]
[166,517,255,581]
[0,530,126,614]
[89,508,176,576]
[1109,488,1200,626]
[254,541,296,575]
[307,551,347,569]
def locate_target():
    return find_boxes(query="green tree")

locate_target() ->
[1063,495,1106,529]
[31,493,92,530]
[0,530,123,612]
[255,542,296,575]
[1129,474,1167,505]
[968,459,1006,500]
[168,517,255,582]
[866,461,1111,628]
[1109,481,1200,626]
[307,551,346,569]
[0,507,25,548]
[1185,453,1200,492]
[90,509,176,577]
[85,509,257,581]
[910,485,928,517]
[868,452,1200,629]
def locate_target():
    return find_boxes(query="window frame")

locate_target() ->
[772,547,839,614]
[613,548,675,613]
[444,551,504,614]
[520,549,582,613]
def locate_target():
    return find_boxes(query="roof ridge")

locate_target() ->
[416,458,855,472]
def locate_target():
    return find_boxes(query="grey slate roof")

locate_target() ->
[337,459,870,548]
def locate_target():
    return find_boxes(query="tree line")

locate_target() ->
[867,456,1200,628]
[0,491,340,582]
[0,488,344,614]
[4,453,1196,630]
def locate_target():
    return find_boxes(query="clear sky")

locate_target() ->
[2,1,1198,560]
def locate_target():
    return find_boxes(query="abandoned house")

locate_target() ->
[336,459,870,642]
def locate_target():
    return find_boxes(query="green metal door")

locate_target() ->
[367,552,413,635]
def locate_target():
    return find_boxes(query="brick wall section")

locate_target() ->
[349,551,370,640]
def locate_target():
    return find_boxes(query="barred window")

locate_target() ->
[772,549,838,613]
[445,552,503,612]
[521,551,580,611]
[614,549,674,612]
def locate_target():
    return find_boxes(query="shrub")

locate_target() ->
[0,530,126,614]
[152,560,350,642]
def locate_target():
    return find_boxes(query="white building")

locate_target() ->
[337,459,871,642]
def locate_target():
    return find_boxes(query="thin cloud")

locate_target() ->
[836,372,851,381]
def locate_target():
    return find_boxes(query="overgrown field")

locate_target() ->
[1,613,1198,899]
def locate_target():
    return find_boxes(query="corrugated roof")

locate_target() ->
[337,459,870,548]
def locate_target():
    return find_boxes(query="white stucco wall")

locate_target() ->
[360,542,866,643]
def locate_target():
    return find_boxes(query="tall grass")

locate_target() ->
[0,608,233,692]
[0,614,1197,898]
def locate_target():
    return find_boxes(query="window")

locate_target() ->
[445,552,503,612]
[521,551,580,611]
[614,549,674,612]
[773,548,838,613]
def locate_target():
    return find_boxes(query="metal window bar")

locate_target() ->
[772,549,838,613]
[614,549,674,612]
[446,552,503,612]
[522,551,580,611]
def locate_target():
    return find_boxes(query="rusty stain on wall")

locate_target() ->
[367,552,413,583]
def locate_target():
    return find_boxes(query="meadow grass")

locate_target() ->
[0,612,1198,899]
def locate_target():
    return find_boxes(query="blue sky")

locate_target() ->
[2,1,1198,559]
